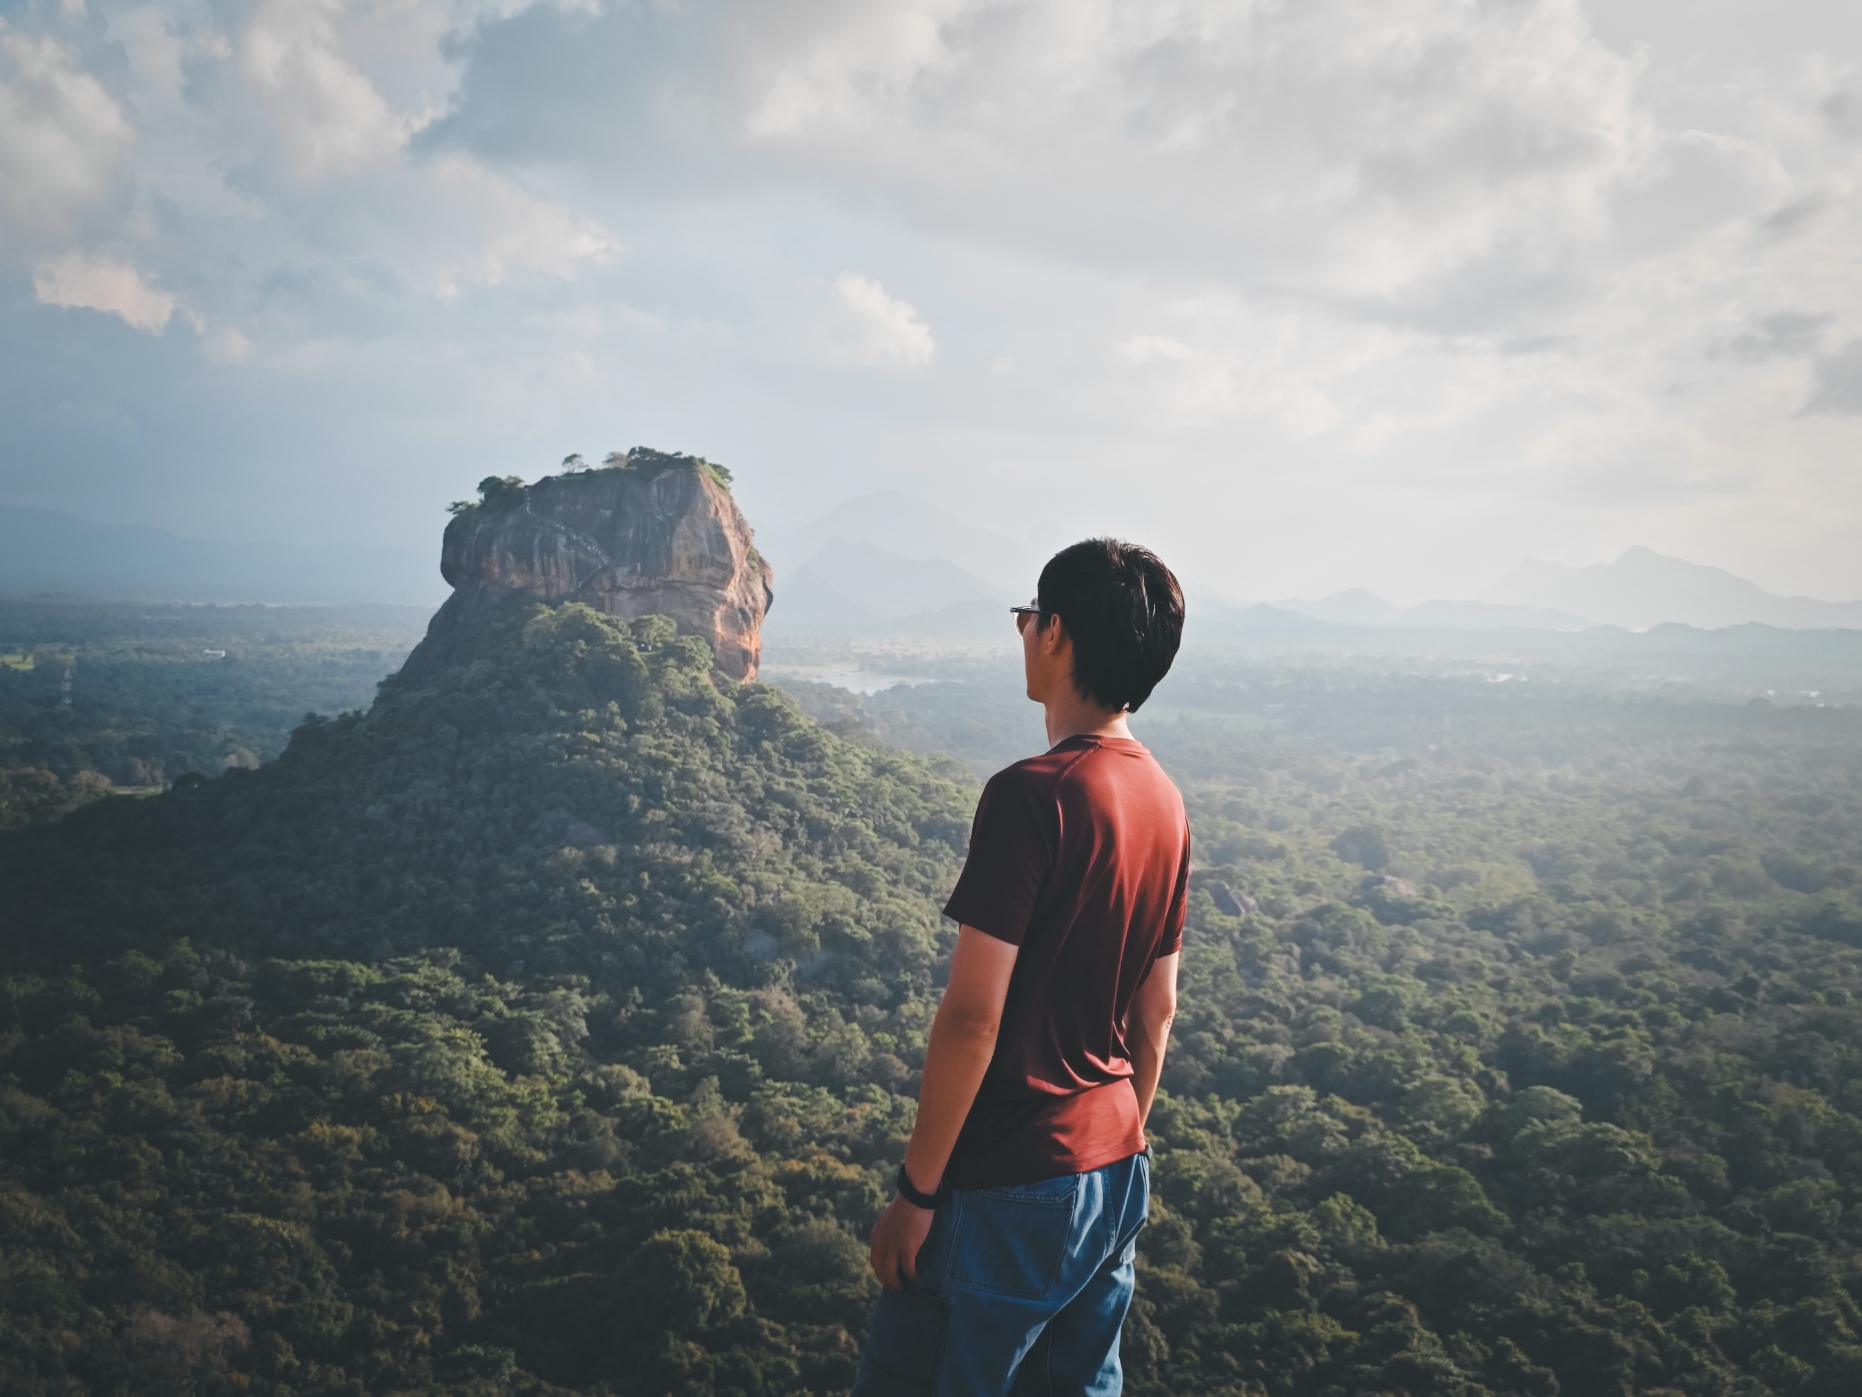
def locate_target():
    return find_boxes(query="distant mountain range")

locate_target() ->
[759,492,1033,640]
[760,495,1862,643]
[1270,550,1862,633]
[1270,588,1591,631]
[1480,546,1862,630]
[762,490,1033,600]
[0,506,444,605]
[1182,601,1862,689]
[12,488,1856,641]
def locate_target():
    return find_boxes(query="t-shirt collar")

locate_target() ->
[1048,732,1148,755]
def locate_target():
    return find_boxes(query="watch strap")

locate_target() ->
[895,1162,941,1210]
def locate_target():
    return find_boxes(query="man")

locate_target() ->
[853,538,1190,1397]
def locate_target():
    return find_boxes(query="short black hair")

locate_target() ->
[1036,538,1184,713]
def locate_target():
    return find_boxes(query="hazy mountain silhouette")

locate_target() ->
[761,501,1862,642]
[1274,588,1590,630]
[0,505,442,605]
[765,538,1006,638]
[762,490,1035,598]
[800,539,997,618]
[1482,546,1862,630]
[758,492,1025,640]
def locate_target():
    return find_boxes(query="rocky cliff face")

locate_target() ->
[400,450,774,682]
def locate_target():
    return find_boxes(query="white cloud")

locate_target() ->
[33,252,179,333]
[747,2,963,139]
[743,0,1656,299]
[17,3,620,339]
[0,29,135,243]
[206,326,252,363]
[834,272,935,367]
[1115,305,1392,437]
[106,8,186,101]
[1118,336,1192,366]
[239,0,425,178]
[428,155,620,294]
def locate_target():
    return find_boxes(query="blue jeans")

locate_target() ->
[852,1151,1149,1397]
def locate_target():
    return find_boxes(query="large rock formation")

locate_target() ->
[400,449,774,682]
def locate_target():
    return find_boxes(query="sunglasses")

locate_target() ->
[1010,603,1046,634]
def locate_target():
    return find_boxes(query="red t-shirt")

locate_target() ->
[941,734,1190,1189]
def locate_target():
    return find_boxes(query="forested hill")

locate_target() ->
[0,600,974,1394]
[0,600,970,983]
[2,599,1862,1396]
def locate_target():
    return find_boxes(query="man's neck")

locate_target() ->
[1043,694,1132,748]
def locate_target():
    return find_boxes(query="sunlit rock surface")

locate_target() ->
[401,450,773,682]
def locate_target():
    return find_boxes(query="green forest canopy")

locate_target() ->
[1,597,1860,1395]
[0,598,426,825]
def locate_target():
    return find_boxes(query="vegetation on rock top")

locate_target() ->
[446,451,734,526]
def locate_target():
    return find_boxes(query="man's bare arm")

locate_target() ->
[868,924,1019,1290]
[1128,951,1179,1127]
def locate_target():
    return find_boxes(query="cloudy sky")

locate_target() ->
[4,0,1862,604]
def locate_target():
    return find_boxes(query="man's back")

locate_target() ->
[943,734,1190,1188]
[855,537,1189,1397]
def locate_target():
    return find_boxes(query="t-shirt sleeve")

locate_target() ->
[1156,826,1192,959]
[942,765,1057,946]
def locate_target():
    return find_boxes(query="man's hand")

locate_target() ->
[1129,951,1179,1127]
[869,1194,935,1291]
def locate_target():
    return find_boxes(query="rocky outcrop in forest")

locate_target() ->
[401,449,774,682]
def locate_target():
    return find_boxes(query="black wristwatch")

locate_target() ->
[895,1163,942,1210]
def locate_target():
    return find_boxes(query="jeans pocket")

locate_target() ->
[1121,1152,1151,1263]
[856,1285,949,1396]
[1119,1216,1144,1267]
[946,1178,1079,1301]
